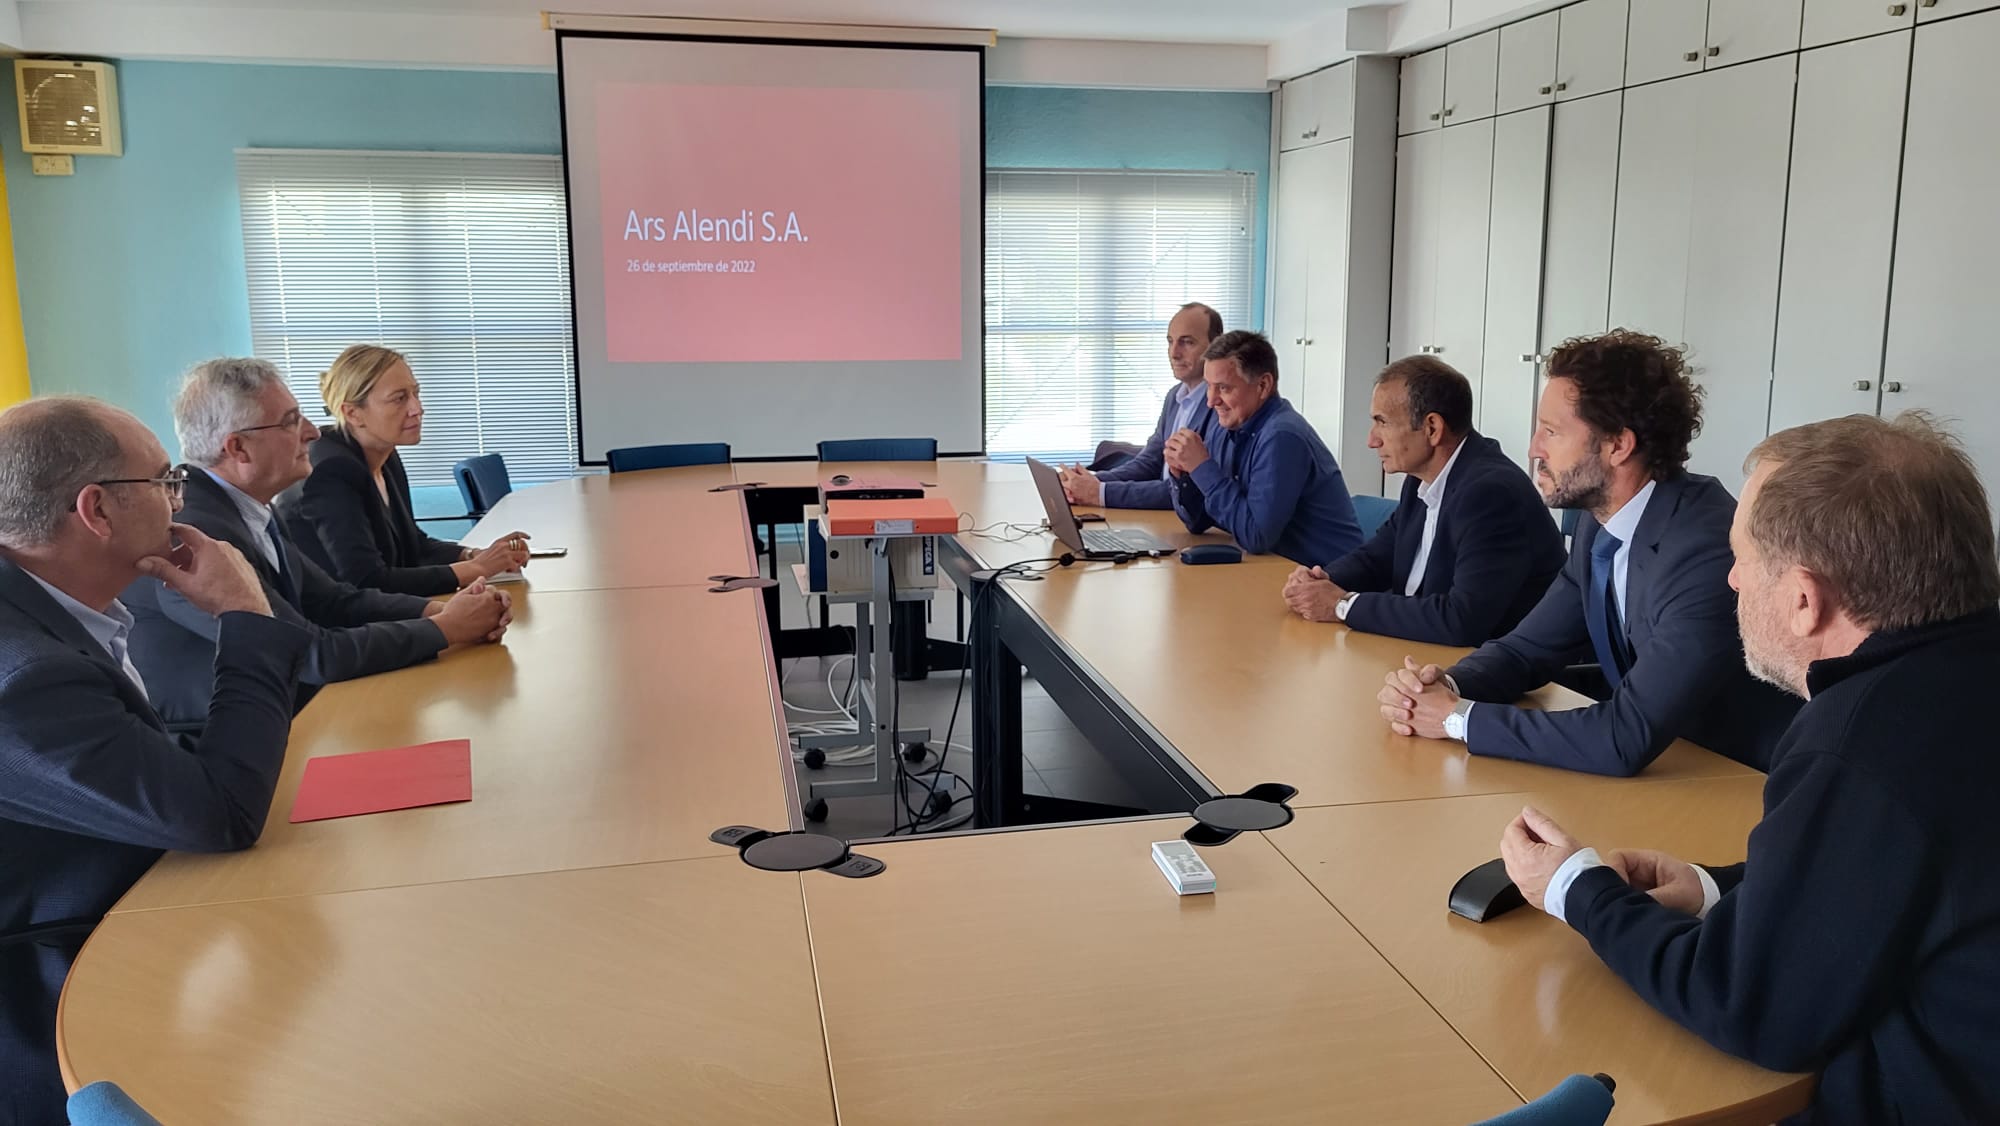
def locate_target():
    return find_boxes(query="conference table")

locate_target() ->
[56,459,1814,1124]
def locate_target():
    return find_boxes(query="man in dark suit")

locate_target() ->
[127,358,511,733]
[0,396,309,1123]
[1281,356,1564,646]
[1378,330,1797,775]
[1500,413,2000,1124]
[1058,303,1222,510]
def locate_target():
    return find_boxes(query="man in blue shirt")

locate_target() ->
[1059,303,1221,510]
[1166,330,1362,565]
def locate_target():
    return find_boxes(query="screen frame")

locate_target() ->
[555,28,989,465]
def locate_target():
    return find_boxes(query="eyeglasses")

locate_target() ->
[93,468,189,503]
[235,410,306,435]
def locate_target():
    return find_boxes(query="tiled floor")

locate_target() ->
[768,541,1147,841]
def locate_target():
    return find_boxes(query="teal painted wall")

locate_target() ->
[1,61,1270,447]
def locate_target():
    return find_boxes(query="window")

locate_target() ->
[984,169,1255,461]
[237,149,577,487]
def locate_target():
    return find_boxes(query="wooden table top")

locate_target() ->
[1267,776,1814,1125]
[1001,559,1756,803]
[802,817,1521,1125]
[62,858,835,1125]
[117,585,796,912]
[62,455,1810,1125]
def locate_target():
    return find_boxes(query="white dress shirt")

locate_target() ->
[24,570,149,701]
[202,468,281,572]
[1441,477,1661,742]
[1543,846,1723,924]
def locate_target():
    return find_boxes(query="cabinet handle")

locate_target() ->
[1303,338,1315,346]
[1430,346,1446,355]
[1444,107,1455,117]
[1707,45,1722,57]
[1520,353,1543,364]
[1538,85,1553,95]
[1884,381,1904,392]
[1683,50,1700,61]
[1429,111,1441,120]
[1555,81,1568,91]
[1853,380,1873,391]
[1888,3,1907,13]
[1920,0,1937,7]
[1295,337,1305,345]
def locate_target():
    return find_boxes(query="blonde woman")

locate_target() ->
[276,346,530,596]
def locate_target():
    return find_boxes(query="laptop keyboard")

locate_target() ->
[1081,528,1161,554]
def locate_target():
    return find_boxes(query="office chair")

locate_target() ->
[815,437,937,462]
[67,1082,166,1126]
[1352,493,1398,540]
[606,442,732,473]
[452,453,513,518]
[1471,1073,1616,1126]
[1088,439,1143,473]
[1558,508,1583,538]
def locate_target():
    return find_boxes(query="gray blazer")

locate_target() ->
[126,466,447,734]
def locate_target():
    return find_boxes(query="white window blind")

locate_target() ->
[237,149,577,487]
[984,169,1255,461]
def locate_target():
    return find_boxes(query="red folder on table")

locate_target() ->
[290,739,472,823]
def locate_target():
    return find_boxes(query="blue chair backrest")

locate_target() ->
[1351,493,1398,540]
[816,437,937,462]
[68,1081,165,1126]
[453,453,512,517]
[606,443,732,473]
[1471,1074,1615,1126]
[1558,508,1583,537]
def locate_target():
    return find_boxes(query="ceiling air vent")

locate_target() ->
[15,59,122,156]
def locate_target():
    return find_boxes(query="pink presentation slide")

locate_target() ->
[596,82,964,364]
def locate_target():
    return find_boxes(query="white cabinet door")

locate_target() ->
[1271,149,1315,394]
[1444,30,1500,123]
[1802,0,1916,48]
[1481,108,1551,466]
[1707,0,1805,67]
[1627,0,1709,86]
[1541,92,1623,353]
[1557,0,1631,100]
[1279,70,1320,152]
[1390,130,1445,361]
[1609,75,1700,349]
[1771,32,1909,432]
[1316,62,1356,143]
[1886,10,2000,510]
[1681,55,1797,486]
[1297,141,1355,447]
[1434,119,1496,394]
[1917,0,2000,22]
[1497,11,1560,115]
[1400,48,1448,134]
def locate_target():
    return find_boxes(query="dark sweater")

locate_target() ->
[1565,608,2000,1125]
[276,426,464,596]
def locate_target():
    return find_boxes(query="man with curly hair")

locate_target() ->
[1376,329,1797,775]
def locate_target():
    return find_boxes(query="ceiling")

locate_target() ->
[19,0,1378,46]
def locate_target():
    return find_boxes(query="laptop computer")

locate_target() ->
[1024,457,1172,559]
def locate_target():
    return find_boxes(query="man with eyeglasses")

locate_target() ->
[0,394,311,1123]
[126,358,511,733]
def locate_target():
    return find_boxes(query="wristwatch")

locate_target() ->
[1335,592,1358,621]
[1443,695,1475,742]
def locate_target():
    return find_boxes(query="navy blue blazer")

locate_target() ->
[126,466,446,734]
[1321,431,1563,646]
[276,426,465,597]
[0,558,307,1122]
[1445,473,1799,775]
[1095,383,1217,510]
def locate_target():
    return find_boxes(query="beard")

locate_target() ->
[1537,451,1611,512]
[1738,581,1809,699]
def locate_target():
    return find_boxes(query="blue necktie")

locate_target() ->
[266,513,297,601]
[1585,530,1629,688]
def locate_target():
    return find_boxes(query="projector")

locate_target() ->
[819,473,925,501]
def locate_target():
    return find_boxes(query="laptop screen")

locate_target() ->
[1024,457,1086,553]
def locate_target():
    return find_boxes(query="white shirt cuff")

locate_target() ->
[1335,592,1357,622]
[1693,864,1722,920]
[1542,847,1605,924]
